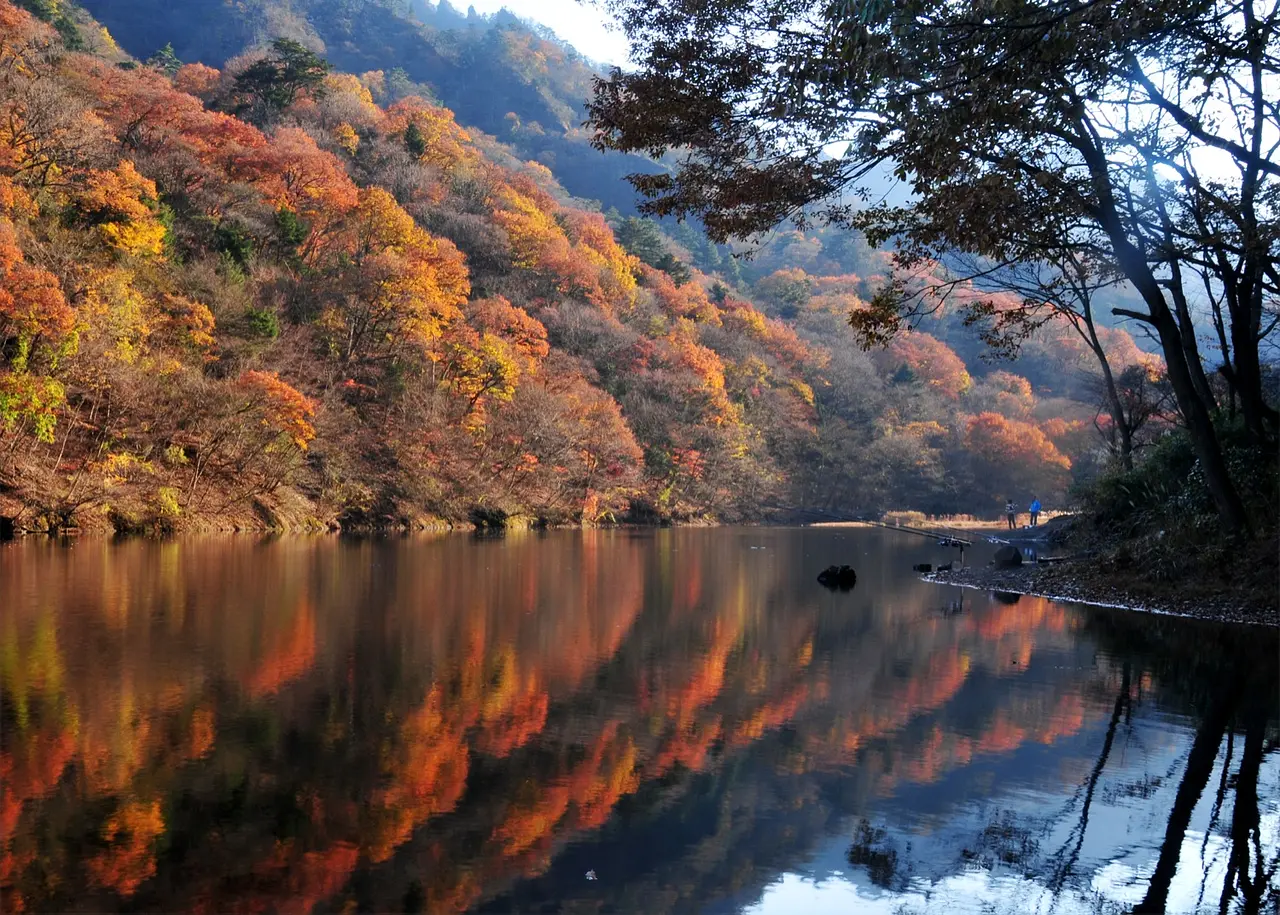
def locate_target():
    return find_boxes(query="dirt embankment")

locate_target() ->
[923,516,1278,627]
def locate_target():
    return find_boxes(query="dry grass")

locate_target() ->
[876,510,1070,529]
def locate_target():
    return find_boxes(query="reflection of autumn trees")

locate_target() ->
[0,532,1237,913]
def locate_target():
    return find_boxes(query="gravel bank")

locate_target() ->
[924,562,1278,628]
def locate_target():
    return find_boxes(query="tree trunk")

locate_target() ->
[1231,309,1279,448]
[1151,304,1252,536]
[1174,295,1220,417]
[1077,131,1251,535]
[1054,664,1129,890]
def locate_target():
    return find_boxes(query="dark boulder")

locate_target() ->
[991,590,1022,605]
[993,545,1023,568]
[912,563,932,573]
[0,517,13,540]
[817,565,857,590]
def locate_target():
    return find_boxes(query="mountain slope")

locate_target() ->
[75,0,659,214]
[0,0,1157,534]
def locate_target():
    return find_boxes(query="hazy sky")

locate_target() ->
[459,1,631,66]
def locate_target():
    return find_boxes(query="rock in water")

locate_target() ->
[817,565,857,590]
[912,563,932,573]
[993,545,1023,568]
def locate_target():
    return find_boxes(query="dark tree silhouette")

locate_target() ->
[590,0,1280,535]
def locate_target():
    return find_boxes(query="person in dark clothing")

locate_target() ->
[1005,499,1016,530]
[1029,497,1041,527]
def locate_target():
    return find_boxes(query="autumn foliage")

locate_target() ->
[0,0,1144,532]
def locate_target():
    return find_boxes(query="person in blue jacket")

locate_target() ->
[1029,497,1041,527]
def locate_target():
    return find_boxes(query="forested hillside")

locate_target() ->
[75,0,658,215]
[0,0,1157,532]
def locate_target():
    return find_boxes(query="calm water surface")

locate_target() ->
[1,528,1276,914]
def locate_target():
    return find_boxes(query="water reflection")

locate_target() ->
[0,529,1276,914]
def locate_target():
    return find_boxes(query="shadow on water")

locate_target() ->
[0,528,1275,914]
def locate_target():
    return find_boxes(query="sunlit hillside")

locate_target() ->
[0,0,1158,531]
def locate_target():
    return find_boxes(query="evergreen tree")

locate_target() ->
[147,42,182,76]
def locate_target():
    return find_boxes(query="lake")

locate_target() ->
[1,528,1276,914]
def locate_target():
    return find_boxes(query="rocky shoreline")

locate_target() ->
[924,562,1278,628]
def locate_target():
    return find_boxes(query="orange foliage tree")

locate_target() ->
[323,186,470,363]
[879,331,972,399]
[236,127,360,260]
[386,96,477,173]
[0,218,75,442]
[73,161,168,257]
[963,411,1072,506]
[491,177,638,311]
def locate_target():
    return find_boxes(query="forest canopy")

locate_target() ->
[0,0,1179,533]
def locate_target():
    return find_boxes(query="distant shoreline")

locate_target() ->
[812,513,1070,531]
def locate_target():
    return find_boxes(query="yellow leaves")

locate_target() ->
[0,174,35,219]
[331,188,470,361]
[789,378,816,408]
[77,161,167,258]
[492,182,563,270]
[98,27,120,55]
[0,372,64,442]
[99,451,155,486]
[733,307,769,337]
[353,185,416,257]
[565,211,639,310]
[491,183,639,312]
[334,122,360,155]
[83,267,151,364]
[388,96,477,172]
[899,420,948,439]
[443,329,522,425]
[100,218,167,258]
[158,294,216,354]
[0,212,75,438]
[466,296,549,372]
[323,73,383,128]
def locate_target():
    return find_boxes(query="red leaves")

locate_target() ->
[0,221,74,347]
[880,331,973,399]
[236,127,359,245]
[466,296,549,368]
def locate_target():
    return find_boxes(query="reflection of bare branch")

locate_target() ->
[1050,664,1130,892]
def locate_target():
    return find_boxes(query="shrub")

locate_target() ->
[214,221,255,270]
[154,487,182,517]
[245,307,281,339]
